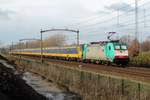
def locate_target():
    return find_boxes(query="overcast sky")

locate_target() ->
[0,0,149,46]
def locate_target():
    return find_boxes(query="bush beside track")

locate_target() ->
[130,51,150,67]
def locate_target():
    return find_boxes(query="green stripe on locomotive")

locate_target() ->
[104,42,115,62]
[82,44,88,59]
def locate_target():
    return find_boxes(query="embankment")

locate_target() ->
[6,55,150,100]
[0,56,46,100]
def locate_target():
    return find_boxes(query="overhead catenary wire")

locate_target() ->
[80,9,150,33]
[75,0,150,33]
[64,0,144,28]
[81,16,150,35]
[63,0,150,44]
[78,14,150,39]
[65,0,147,29]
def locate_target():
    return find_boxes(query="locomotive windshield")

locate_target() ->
[121,45,127,50]
[114,43,127,50]
[115,45,120,50]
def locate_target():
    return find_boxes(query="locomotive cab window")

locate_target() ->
[121,45,127,50]
[115,45,120,50]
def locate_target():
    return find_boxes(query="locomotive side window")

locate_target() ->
[121,45,127,50]
[115,45,120,50]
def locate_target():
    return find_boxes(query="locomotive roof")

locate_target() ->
[90,40,120,44]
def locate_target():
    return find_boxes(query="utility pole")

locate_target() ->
[19,40,21,61]
[40,28,79,62]
[135,0,141,53]
[19,38,41,60]
[117,8,119,27]
[135,0,138,41]
[144,9,146,28]
[77,30,79,47]
[40,29,43,63]
[11,42,13,51]
[117,8,120,38]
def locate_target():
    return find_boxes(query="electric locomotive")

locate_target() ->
[82,40,129,65]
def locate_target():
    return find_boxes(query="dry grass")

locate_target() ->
[14,59,150,100]
[130,51,150,67]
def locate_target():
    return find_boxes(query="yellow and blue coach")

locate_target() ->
[10,46,82,60]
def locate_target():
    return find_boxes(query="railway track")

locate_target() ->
[11,55,150,83]
[49,58,150,79]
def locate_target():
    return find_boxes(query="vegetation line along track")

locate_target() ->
[14,55,150,83]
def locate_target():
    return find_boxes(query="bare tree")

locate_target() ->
[128,39,140,57]
[43,33,66,47]
[13,33,67,49]
[141,37,150,52]
[119,35,140,57]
